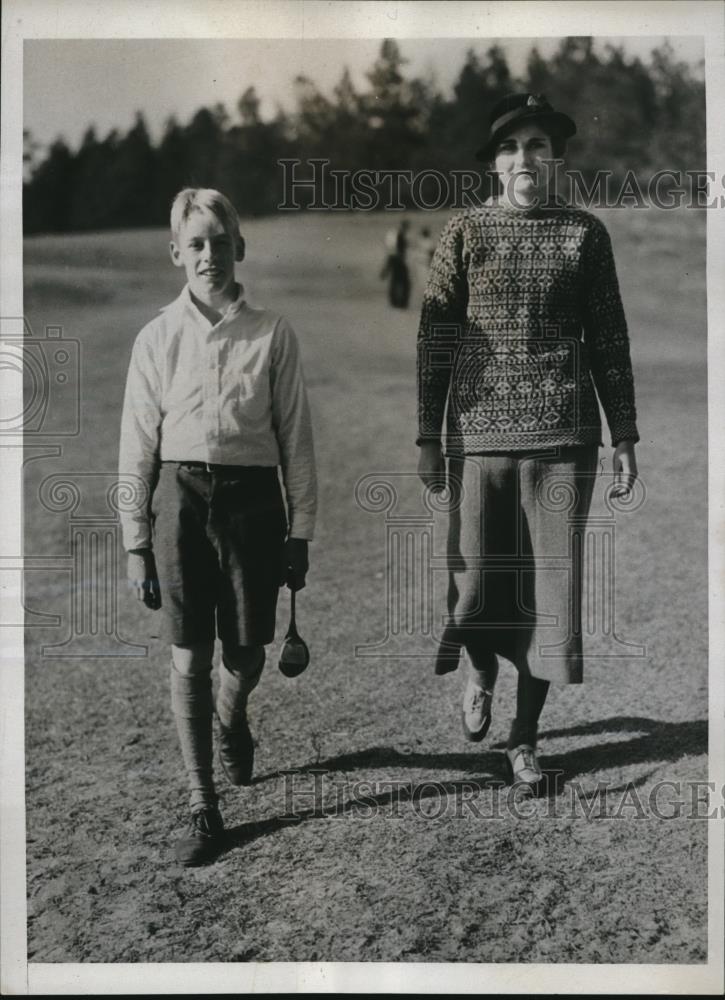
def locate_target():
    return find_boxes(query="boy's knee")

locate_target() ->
[171,642,214,676]
[221,643,265,677]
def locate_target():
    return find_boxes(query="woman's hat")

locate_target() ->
[475,92,576,162]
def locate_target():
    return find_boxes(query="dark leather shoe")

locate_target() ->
[174,805,225,866]
[218,715,254,786]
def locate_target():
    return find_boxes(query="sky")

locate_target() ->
[24,35,705,152]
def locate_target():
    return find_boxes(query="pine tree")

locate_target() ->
[22,38,706,232]
[102,112,157,227]
[155,116,191,223]
[238,86,261,127]
[23,138,74,232]
[360,39,425,173]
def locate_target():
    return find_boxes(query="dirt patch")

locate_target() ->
[23,208,709,965]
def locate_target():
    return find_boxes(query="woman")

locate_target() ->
[416,93,639,788]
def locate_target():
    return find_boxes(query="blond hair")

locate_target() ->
[170,188,242,241]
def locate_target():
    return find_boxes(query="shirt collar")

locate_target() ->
[178,282,246,326]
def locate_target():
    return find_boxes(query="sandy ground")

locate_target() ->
[21,206,709,964]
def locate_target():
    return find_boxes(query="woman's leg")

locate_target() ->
[507,671,550,750]
[518,446,599,683]
[465,642,499,691]
[461,645,499,743]
[450,455,515,738]
[170,641,216,811]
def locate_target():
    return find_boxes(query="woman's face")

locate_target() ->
[493,124,557,207]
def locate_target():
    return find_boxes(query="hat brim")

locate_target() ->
[475,109,577,162]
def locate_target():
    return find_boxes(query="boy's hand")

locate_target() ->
[282,537,309,591]
[127,549,161,610]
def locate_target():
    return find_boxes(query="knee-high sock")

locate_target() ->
[507,672,550,750]
[464,642,499,692]
[216,648,265,729]
[170,664,216,811]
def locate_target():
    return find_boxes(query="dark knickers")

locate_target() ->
[151,463,287,646]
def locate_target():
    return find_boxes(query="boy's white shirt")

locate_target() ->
[118,282,317,550]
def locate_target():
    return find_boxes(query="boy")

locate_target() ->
[119,188,316,866]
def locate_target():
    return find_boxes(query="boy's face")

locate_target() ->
[169,209,243,304]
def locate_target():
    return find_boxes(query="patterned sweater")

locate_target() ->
[417,200,639,452]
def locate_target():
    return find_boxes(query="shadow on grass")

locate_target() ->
[528,716,707,783]
[256,715,706,785]
[221,716,707,856]
[224,767,507,854]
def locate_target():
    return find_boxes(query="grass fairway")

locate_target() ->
[23,205,707,964]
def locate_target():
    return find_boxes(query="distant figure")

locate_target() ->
[415,226,436,288]
[381,219,411,308]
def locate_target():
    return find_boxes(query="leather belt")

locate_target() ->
[163,461,266,475]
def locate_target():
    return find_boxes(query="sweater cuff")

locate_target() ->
[610,421,640,447]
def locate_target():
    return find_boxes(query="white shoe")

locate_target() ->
[461,676,493,743]
[505,744,542,786]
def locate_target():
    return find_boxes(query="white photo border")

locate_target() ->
[2,0,723,994]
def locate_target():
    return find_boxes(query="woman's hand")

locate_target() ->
[612,440,638,497]
[282,537,309,591]
[127,549,161,609]
[418,442,446,493]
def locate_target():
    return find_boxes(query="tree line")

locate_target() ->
[23,37,705,233]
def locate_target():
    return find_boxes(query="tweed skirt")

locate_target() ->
[437,446,598,683]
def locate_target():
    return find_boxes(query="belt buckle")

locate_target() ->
[205,462,214,474]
